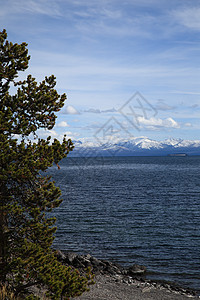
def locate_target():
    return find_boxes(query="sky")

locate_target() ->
[1,0,200,145]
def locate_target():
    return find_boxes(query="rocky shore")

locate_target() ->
[55,250,199,300]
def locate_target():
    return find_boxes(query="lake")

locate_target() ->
[48,156,200,292]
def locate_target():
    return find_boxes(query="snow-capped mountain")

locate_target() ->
[71,137,200,157]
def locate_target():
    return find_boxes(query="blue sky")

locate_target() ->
[2,0,200,145]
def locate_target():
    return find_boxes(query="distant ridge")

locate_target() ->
[71,137,200,157]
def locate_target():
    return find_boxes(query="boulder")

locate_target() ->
[54,250,66,261]
[64,252,78,265]
[56,251,147,281]
[128,264,147,277]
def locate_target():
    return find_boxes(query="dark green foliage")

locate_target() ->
[0,29,93,299]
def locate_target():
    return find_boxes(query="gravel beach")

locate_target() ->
[55,251,199,300]
[75,274,199,300]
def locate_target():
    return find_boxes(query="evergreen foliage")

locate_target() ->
[0,29,93,299]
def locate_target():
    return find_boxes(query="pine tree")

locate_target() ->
[0,29,93,299]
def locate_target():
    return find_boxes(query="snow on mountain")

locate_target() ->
[72,137,200,156]
[161,138,183,147]
[179,139,200,148]
[134,138,161,149]
[160,138,200,148]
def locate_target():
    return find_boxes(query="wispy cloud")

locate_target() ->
[189,104,199,109]
[84,108,101,114]
[173,7,200,31]
[155,100,176,111]
[4,0,62,17]
[3,0,200,141]
[29,49,200,102]
[170,91,200,95]
[84,108,117,113]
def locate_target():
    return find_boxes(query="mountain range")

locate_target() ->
[71,137,200,157]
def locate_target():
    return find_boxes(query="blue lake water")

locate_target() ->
[48,156,200,292]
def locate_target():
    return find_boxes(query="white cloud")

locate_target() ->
[63,131,80,140]
[36,130,80,142]
[138,116,180,129]
[37,129,58,138]
[56,121,69,127]
[164,117,180,128]
[62,105,80,115]
[64,131,73,136]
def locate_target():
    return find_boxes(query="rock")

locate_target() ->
[90,257,105,274]
[80,255,92,267]
[85,254,92,260]
[90,256,102,267]
[100,260,124,276]
[128,277,133,284]
[64,252,78,264]
[58,251,148,282]
[122,269,128,275]
[54,250,66,261]
[53,251,198,299]
[128,264,147,276]
[105,265,118,275]
[72,256,87,268]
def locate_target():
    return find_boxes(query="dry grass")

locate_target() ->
[0,284,49,300]
[0,284,19,300]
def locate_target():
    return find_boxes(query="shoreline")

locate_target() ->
[55,250,199,300]
[75,274,200,300]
